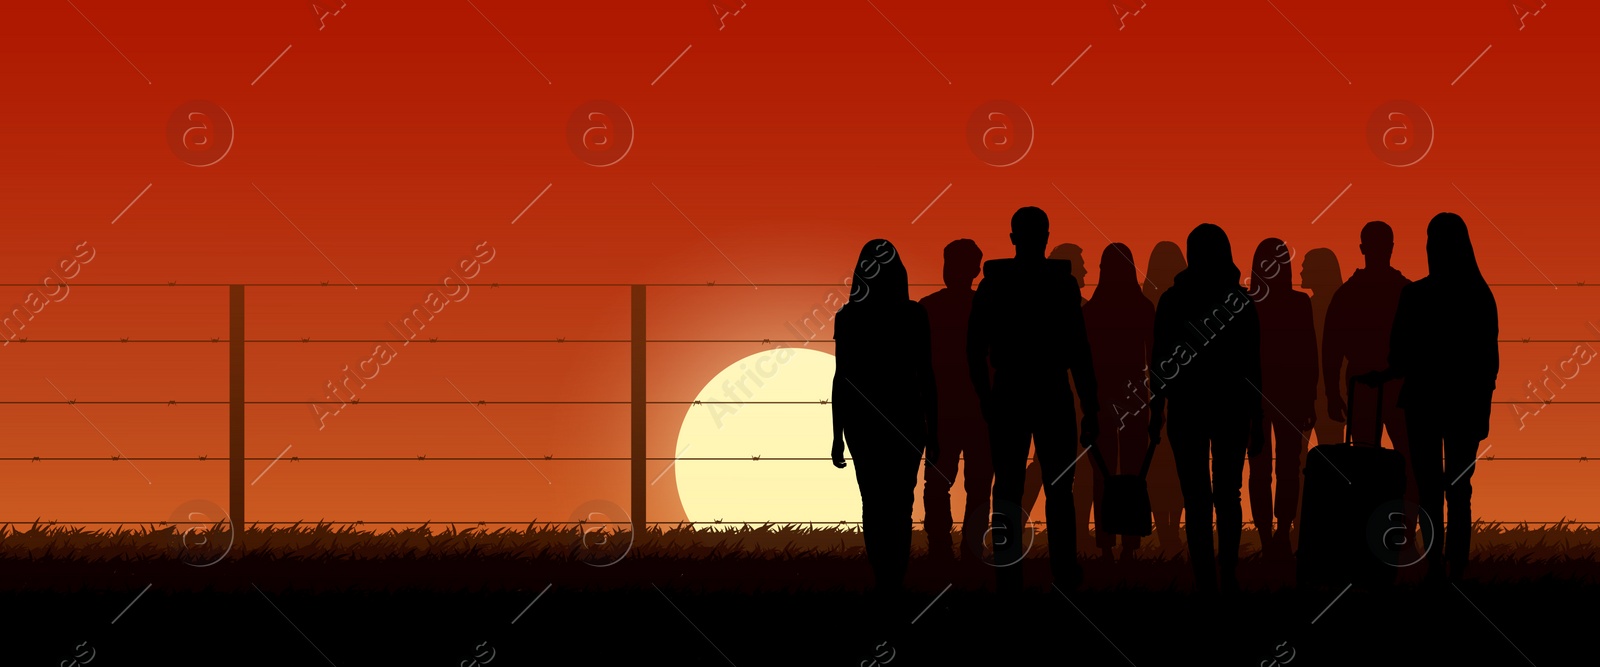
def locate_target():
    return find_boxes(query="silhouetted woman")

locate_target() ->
[1246,238,1318,558]
[1148,224,1263,593]
[1301,248,1344,450]
[1360,213,1498,582]
[1083,243,1155,560]
[1142,241,1187,556]
[830,239,938,593]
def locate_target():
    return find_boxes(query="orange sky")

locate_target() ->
[1,0,1596,528]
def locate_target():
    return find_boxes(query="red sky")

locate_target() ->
[1,0,1596,528]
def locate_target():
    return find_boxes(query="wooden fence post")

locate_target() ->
[229,285,245,539]
[631,285,646,536]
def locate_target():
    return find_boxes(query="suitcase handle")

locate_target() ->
[1344,375,1384,447]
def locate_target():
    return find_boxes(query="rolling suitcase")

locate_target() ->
[1295,377,1407,587]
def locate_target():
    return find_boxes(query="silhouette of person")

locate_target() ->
[830,239,938,593]
[1083,243,1155,560]
[1019,243,1092,554]
[1246,238,1318,559]
[1142,241,1187,556]
[968,207,1098,592]
[1322,221,1415,538]
[919,239,992,564]
[1147,224,1262,594]
[1302,248,1345,450]
[1359,213,1498,583]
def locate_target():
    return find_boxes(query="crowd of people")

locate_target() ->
[829,207,1499,594]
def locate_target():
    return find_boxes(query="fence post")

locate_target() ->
[631,285,646,536]
[229,285,245,540]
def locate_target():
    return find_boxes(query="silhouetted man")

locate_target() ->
[968,207,1098,592]
[1021,243,1090,553]
[920,239,991,564]
[1323,222,1415,538]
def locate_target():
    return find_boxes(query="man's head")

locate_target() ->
[1009,206,1049,259]
[1048,243,1086,287]
[942,239,982,291]
[1359,221,1395,269]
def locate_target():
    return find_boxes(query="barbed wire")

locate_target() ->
[0,282,1586,288]
[8,338,1600,344]
[1,456,1589,462]
[5,519,1596,527]
[6,399,1600,406]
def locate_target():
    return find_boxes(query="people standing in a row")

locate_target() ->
[833,210,1497,593]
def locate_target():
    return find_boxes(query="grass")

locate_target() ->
[4,520,1595,587]
[7,522,1593,663]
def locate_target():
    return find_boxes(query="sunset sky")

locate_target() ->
[1,0,1596,528]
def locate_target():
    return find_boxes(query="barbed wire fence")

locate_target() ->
[1,282,1593,534]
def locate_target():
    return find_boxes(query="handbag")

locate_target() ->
[1088,433,1158,537]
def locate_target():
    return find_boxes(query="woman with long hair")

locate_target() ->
[1083,243,1156,560]
[1142,241,1187,556]
[830,239,938,593]
[1359,213,1498,582]
[1301,248,1345,450]
[1246,238,1318,558]
[1148,224,1263,593]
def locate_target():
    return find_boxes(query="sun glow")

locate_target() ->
[673,348,866,527]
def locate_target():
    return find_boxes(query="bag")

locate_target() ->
[1296,377,1408,586]
[1088,430,1159,537]
[1099,474,1153,536]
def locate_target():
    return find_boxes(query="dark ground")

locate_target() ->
[8,548,1589,665]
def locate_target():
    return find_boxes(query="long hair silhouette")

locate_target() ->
[843,239,909,309]
[1246,237,1318,558]
[830,238,935,594]
[1144,241,1186,304]
[1083,242,1156,559]
[1149,223,1262,593]
[1302,248,1344,453]
[1367,212,1499,582]
[1177,224,1241,288]
[1142,240,1187,555]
